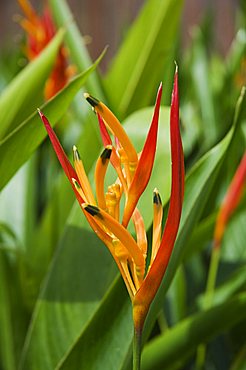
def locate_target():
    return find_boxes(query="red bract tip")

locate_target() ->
[214,153,246,248]
[38,109,84,203]
[97,113,112,146]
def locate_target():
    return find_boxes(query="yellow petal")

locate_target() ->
[84,93,138,173]
[83,204,145,280]
[150,188,163,264]
[73,145,96,205]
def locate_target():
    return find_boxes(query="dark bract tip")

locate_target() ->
[84,204,103,219]
[100,146,112,164]
[153,191,162,205]
[84,93,100,108]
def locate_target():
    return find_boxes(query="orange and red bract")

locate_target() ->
[18,0,72,100]
[214,153,246,249]
[122,83,163,228]
[38,70,184,332]
[133,70,185,329]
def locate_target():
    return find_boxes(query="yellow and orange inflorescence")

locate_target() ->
[38,70,184,330]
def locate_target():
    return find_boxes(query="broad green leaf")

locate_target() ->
[141,293,246,370]
[59,277,132,370]
[0,157,36,250]
[0,30,64,140]
[0,252,16,370]
[19,218,118,370]
[0,50,105,191]
[183,213,216,259]
[49,0,105,98]
[190,28,218,149]
[104,0,183,117]
[166,265,187,325]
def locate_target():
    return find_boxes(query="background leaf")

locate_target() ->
[0,30,64,140]
[104,0,184,117]
[0,252,16,370]
[142,293,246,370]
[49,0,105,98]
[0,51,104,191]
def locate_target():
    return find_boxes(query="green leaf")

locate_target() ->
[59,277,132,370]
[166,265,187,325]
[49,0,105,98]
[141,293,246,370]
[104,0,183,117]
[0,157,36,249]
[19,218,119,370]
[190,28,218,148]
[0,252,16,370]
[183,213,216,260]
[0,30,64,140]
[0,50,105,191]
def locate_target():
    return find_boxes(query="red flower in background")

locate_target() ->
[18,0,74,100]
[214,153,246,249]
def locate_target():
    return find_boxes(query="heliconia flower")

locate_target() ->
[214,153,246,249]
[18,0,74,100]
[38,69,184,333]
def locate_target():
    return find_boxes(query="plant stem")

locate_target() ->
[133,327,142,370]
[196,247,221,369]
[204,247,221,309]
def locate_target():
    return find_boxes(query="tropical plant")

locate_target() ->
[0,0,245,369]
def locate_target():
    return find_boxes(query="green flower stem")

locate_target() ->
[196,247,221,369]
[133,327,142,370]
[204,247,221,309]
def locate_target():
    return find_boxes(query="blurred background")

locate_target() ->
[0,0,241,72]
